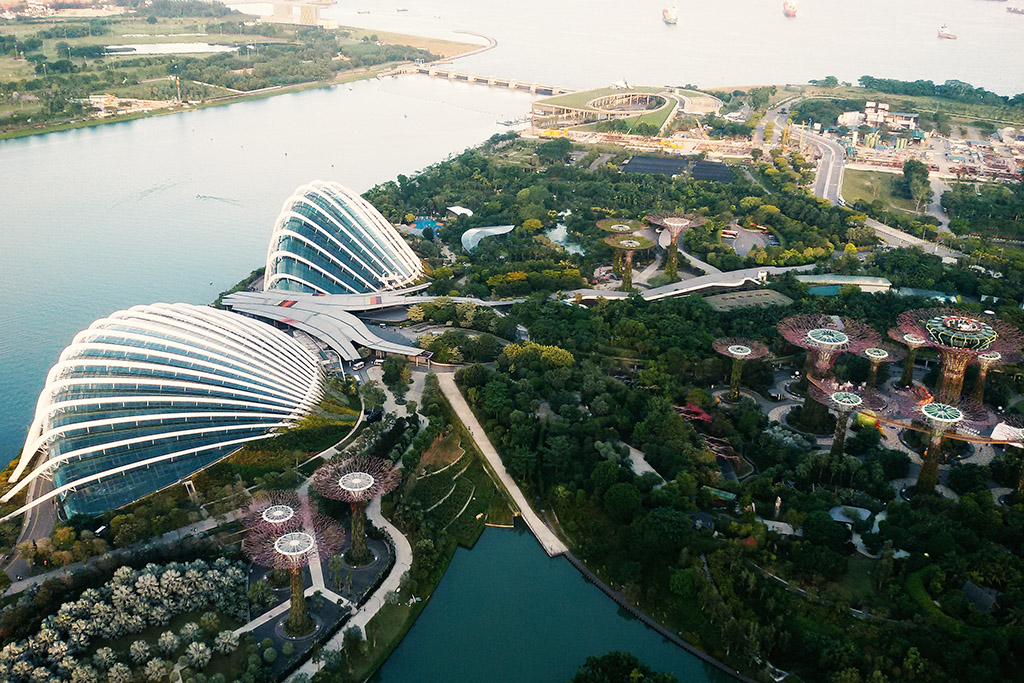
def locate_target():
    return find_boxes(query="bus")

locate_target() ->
[721,229,738,239]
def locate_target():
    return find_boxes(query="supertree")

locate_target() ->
[645,213,707,281]
[862,344,905,387]
[889,387,991,492]
[887,328,928,388]
[712,337,771,402]
[777,314,880,429]
[970,351,1018,403]
[808,378,887,463]
[242,498,343,636]
[598,219,643,276]
[312,455,401,566]
[242,489,302,529]
[604,234,654,290]
[997,416,1024,498]
[897,309,1024,404]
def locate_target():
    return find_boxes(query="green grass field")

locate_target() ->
[842,169,921,214]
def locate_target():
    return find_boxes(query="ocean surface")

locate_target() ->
[317,0,1024,95]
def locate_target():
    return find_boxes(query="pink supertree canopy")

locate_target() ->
[897,308,1024,403]
[712,337,771,361]
[312,455,402,504]
[777,314,881,380]
[243,505,344,571]
[242,489,303,531]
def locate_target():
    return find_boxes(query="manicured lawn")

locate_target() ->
[842,169,921,214]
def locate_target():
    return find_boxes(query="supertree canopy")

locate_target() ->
[862,344,905,387]
[243,497,344,636]
[712,337,771,402]
[312,455,401,566]
[778,314,881,381]
[897,309,1024,403]
[645,213,707,281]
[777,314,880,431]
[887,328,928,388]
[808,378,887,464]
[887,386,992,492]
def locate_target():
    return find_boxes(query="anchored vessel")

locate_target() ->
[783,1,798,18]
[663,4,678,24]
[938,23,957,39]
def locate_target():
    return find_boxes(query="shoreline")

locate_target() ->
[0,29,498,143]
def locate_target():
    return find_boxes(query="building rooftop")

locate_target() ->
[690,160,734,183]
[461,224,515,251]
[703,289,794,311]
[621,155,686,176]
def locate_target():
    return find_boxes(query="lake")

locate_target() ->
[372,526,734,683]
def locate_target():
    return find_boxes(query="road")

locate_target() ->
[808,131,845,202]
[4,476,57,579]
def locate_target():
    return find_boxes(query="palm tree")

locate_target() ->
[156,631,180,658]
[214,630,239,655]
[92,647,116,671]
[143,659,168,682]
[185,641,212,670]
[129,640,151,664]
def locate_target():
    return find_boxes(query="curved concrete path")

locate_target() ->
[436,374,568,557]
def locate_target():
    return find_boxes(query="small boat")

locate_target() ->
[783,1,798,17]
[357,9,369,14]
[663,4,678,24]
[1008,6,1024,14]
[396,7,408,12]
[937,23,957,39]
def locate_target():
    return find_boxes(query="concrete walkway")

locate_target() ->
[436,374,568,557]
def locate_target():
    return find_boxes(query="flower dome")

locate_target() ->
[4,304,323,517]
[265,181,424,294]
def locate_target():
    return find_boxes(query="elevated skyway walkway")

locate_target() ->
[572,264,815,302]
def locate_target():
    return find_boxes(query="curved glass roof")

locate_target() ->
[5,304,323,517]
[265,181,424,295]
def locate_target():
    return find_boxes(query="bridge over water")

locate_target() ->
[396,64,574,96]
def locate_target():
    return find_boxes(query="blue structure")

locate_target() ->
[265,181,424,295]
[5,304,323,518]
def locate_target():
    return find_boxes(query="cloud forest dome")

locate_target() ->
[3,303,323,518]
[264,181,424,295]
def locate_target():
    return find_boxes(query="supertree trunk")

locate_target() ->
[613,249,622,276]
[728,357,744,402]
[971,366,990,404]
[900,347,918,387]
[621,250,635,290]
[347,501,370,566]
[938,354,972,404]
[868,362,880,388]
[795,352,814,391]
[664,227,684,281]
[286,567,311,635]
[917,429,944,492]
[830,411,852,461]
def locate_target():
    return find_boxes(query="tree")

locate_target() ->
[360,380,386,410]
[537,137,571,163]
[603,482,642,523]
[130,640,151,664]
[92,647,116,671]
[179,621,202,643]
[143,659,168,682]
[570,651,679,682]
[199,611,219,634]
[262,645,277,664]
[106,663,132,683]
[903,159,932,212]
[157,631,180,657]
[186,641,212,670]
[214,630,239,655]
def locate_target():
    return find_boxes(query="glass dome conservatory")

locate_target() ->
[4,303,323,517]
[265,181,424,295]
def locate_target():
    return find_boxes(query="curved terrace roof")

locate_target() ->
[4,303,323,518]
[265,181,424,295]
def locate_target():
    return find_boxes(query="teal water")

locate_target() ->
[373,526,734,683]
[0,77,533,466]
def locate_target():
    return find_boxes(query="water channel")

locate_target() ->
[373,526,732,683]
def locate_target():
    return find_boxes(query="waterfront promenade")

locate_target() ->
[436,373,568,557]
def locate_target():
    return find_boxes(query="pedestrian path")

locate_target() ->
[436,374,568,557]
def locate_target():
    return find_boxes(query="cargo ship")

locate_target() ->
[663,4,678,24]
[783,1,798,18]
[937,23,957,39]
